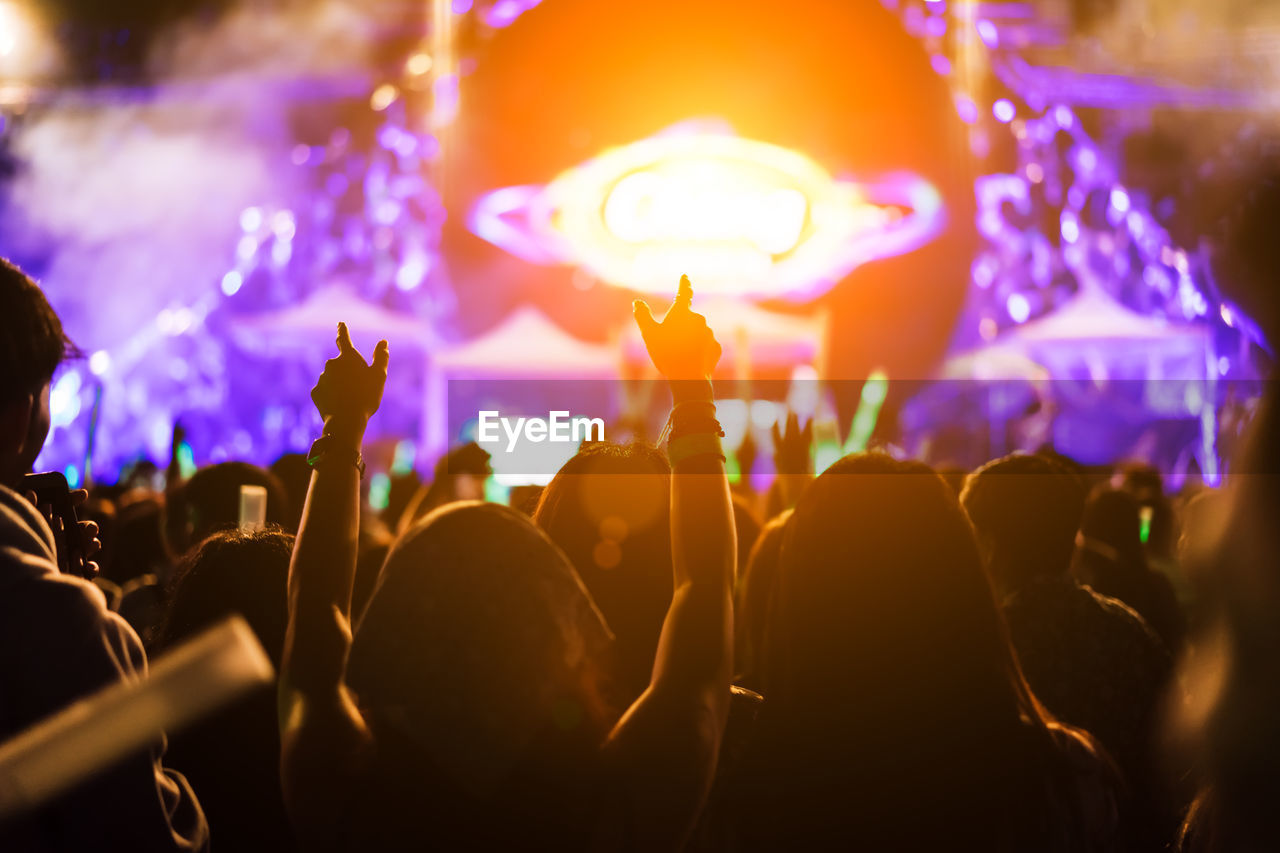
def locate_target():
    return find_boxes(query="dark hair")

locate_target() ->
[0,258,80,406]
[155,526,293,666]
[747,453,1107,849]
[106,496,169,585]
[533,441,672,699]
[961,452,1086,590]
[153,527,296,852]
[347,502,614,848]
[765,454,1036,721]
[1073,487,1150,608]
[168,462,291,554]
[1078,487,1147,575]
[1118,462,1178,557]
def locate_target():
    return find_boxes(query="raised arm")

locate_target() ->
[604,276,736,849]
[279,323,388,850]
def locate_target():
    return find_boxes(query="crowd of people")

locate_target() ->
[1,256,1278,852]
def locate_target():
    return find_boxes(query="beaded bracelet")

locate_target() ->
[659,399,724,444]
[307,435,366,478]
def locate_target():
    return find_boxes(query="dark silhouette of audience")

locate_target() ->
[1,236,1275,853]
[962,452,1178,850]
[0,258,208,851]
[154,528,296,853]
[533,440,673,699]
[278,284,735,851]
[736,454,1119,851]
[167,461,292,554]
[1075,486,1187,655]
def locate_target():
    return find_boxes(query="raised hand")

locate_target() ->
[633,275,723,384]
[310,322,390,440]
[771,411,814,477]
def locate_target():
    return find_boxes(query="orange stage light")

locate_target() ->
[470,121,946,301]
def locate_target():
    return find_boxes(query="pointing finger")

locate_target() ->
[671,274,693,315]
[336,322,354,355]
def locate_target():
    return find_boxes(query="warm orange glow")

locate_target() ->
[470,123,946,300]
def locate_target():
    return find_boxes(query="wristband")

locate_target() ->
[669,418,725,441]
[661,400,723,444]
[667,432,726,467]
[307,435,366,478]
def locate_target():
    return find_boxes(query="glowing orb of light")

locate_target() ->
[469,123,947,300]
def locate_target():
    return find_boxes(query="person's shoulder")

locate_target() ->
[1082,583,1141,620]
[1077,584,1174,681]
[0,483,56,563]
[1079,581,1151,631]
[0,562,142,664]
[1045,721,1107,770]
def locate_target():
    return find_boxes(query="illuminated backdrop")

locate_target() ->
[0,0,1270,484]
[469,120,946,300]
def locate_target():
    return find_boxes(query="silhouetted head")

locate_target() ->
[400,443,493,532]
[348,502,614,825]
[168,462,291,554]
[750,454,1080,849]
[0,258,79,487]
[1078,487,1147,575]
[533,441,671,698]
[1117,462,1178,558]
[109,494,172,583]
[153,527,296,850]
[767,454,1028,733]
[961,453,1086,594]
[156,527,293,667]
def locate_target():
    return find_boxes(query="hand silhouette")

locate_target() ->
[310,322,390,439]
[633,274,722,384]
[771,411,814,476]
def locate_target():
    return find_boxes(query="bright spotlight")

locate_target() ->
[0,1,53,77]
[0,3,22,58]
[469,121,946,301]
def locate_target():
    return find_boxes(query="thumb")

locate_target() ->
[372,339,390,372]
[633,299,658,338]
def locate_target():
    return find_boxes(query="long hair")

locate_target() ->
[346,502,617,849]
[533,441,672,699]
[746,454,1109,850]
